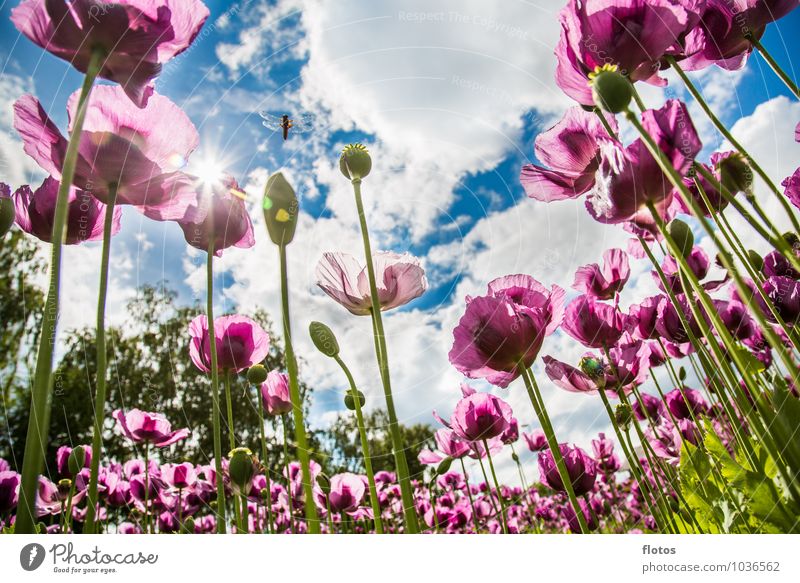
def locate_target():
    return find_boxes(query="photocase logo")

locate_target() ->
[20,543,46,571]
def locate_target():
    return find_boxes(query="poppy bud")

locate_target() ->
[436,457,453,475]
[228,447,256,494]
[339,143,372,181]
[344,390,366,411]
[747,249,763,272]
[247,364,269,385]
[717,152,752,194]
[0,191,14,237]
[182,517,195,533]
[589,65,633,114]
[309,321,339,357]
[782,232,799,249]
[615,404,633,430]
[263,172,298,246]
[67,446,87,476]
[511,452,519,463]
[678,367,687,382]
[666,218,694,259]
[316,473,331,495]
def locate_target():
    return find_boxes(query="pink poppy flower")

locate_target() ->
[112,408,190,447]
[326,473,366,514]
[450,392,513,443]
[783,166,800,210]
[562,295,629,349]
[554,0,705,105]
[449,275,564,388]
[0,471,20,514]
[520,107,617,202]
[543,355,599,394]
[12,177,121,244]
[161,462,197,490]
[418,428,471,464]
[573,248,630,300]
[315,251,427,315]
[188,314,270,373]
[261,371,292,417]
[522,430,547,452]
[13,86,199,219]
[538,443,597,496]
[11,0,210,107]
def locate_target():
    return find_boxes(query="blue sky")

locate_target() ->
[2,1,799,479]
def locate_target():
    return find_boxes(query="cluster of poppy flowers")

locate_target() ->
[1,0,800,534]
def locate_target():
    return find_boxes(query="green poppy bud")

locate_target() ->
[339,143,372,181]
[589,65,633,114]
[747,249,764,272]
[511,452,519,463]
[615,403,633,430]
[678,367,687,382]
[228,447,256,494]
[717,152,753,194]
[782,232,799,249]
[309,321,340,358]
[316,473,331,495]
[666,218,694,259]
[67,446,87,476]
[436,457,453,475]
[247,364,269,385]
[263,172,299,246]
[344,390,366,411]
[0,193,14,238]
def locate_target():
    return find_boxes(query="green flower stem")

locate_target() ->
[254,386,273,534]
[666,56,800,234]
[459,458,481,534]
[351,178,419,533]
[206,243,226,533]
[14,47,106,535]
[482,438,509,534]
[278,243,320,533]
[519,365,589,533]
[280,414,296,534]
[144,443,151,534]
[749,36,800,99]
[332,354,384,534]
[84,182,119,533]
[64,479,76,533]
[224,371,243,533]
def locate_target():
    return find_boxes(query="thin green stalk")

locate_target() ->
[459,458,481,534]
[667,55,800,234]
[333,354,384,533]
[15,47,105,535]
[351,178,419,533]
[278,243,320,533]
[254,386,273,534]
[206,243,226,533]
[84,182,119,533]
[144,443,151,534]
[482,438,509,534]
[519,365,589,533]
[280,414,296,534]
[750,36,800,99]
[223,373,243,531]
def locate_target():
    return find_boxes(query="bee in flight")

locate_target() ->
[259,112,315,141]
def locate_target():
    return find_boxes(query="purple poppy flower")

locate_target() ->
[261,371,292,417]
[523,430,548,452]
[325,473,366,514]
[563,295,629,349]
[500,418,520,445]
[682,0,799,72]
[632,392,664,422]
[763,250,800,280]
[543,354,599,394]
[316,251,428,316]
[450,392,513,442]
[176,174,255,256]
[188,314,270,373]
[677,151,743,215]
[12,177,121,244]
[161,462,197,490]
[573,248,631,300]
[652,246,710,293]
[555,0,705,105]
[0,471,20,514]
[586,100,702,233]
[11,0,210,107]
[13,87,200,218]
[606,336,650,388]
[760,276,800,326]
[784,166,800,210]
[538,444,597,496]
[449,275,565,388]
[629,295,667,340]
[55,445,92,478]
[112,409,189,447]
[656,293,703,344]
[520,107,617,201]
[664,387,708,419]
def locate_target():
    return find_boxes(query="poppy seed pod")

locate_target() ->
[228,448,256,494]
[666,219,694,259]
[247,364,269,385]
[717,152,752,194]
[57,479,72,498]
[436,457,453,475]
[309,321,340,357]
[263,172,298,246]
[615,404,633,430]
[316,473,331,495]
[0,185,14,237]
[339,143,372,181]
[344,390,366,411]
[589,66,633,114]
[67,446,87,476]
